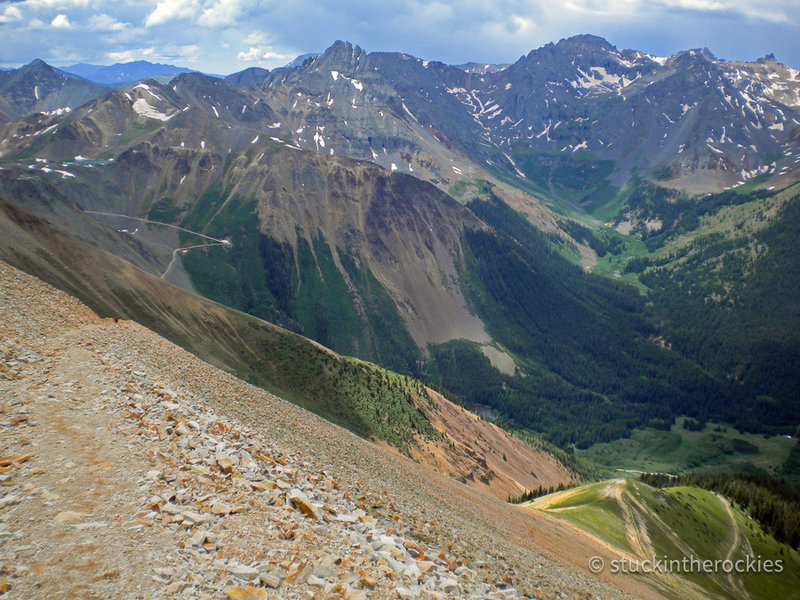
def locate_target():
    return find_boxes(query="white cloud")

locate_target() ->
[554,0,793,23]
[0,5,23,23]
[236,46,265,61]
[654,0,792,22]
[145,0,201,27]
[22,0,89,7]
[236,45,294,63]
[107,47,157,63]
[244,31,267,45]
[50,13,71,28]
[198,0,247,27]
[87,13,128,31]
[176,43,200,62]
[106,43,200,64]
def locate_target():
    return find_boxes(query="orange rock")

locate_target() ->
[217,457,233,474]
[358,569,376,588]
[0,578,9,593]
[249,480,276,491]
[212,502,231,516]
[285,562,307,584]
[0,454,31,466]
[224,585,269,600]
[404,541,423,556]
[288,490,318,519]
[211,421,229,434]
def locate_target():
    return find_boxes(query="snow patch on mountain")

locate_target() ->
[132,98,172,121]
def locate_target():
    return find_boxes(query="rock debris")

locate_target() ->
[0,261,622,599]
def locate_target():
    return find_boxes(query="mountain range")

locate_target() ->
[0,34,797,459]
[1,33,800,599]
[61,60,197,85]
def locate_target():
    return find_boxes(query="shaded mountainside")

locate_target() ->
[613,183,800,430]
[0,197,575,499]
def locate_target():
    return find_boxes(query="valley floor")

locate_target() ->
[0,261,656,599]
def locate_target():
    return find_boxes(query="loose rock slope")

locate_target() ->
[0,261,640,599]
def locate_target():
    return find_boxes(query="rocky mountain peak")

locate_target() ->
[24,58,53,72]
[555,33,617,54]
[316,40,368,74]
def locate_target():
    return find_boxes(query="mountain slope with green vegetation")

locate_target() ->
[0,196,582,501]
[430,191,733,449]
[637,185,800,423]
[0,197,436,452]
[525,478,800,599]
[581,417,796,480]
[592,182,800,434]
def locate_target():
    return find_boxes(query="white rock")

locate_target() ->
[440,577,459,594]
[0,495,21,508]
[404,563,421,581]
[228,564,260,580]
[259,570,283,588]
[396,587,419,600]
[181,510,212,525]
[189,529,210,546]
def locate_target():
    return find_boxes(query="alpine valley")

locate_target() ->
[1,34,799,600]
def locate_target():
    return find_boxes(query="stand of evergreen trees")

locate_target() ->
[640,472,800,550]
[507,482,576,504]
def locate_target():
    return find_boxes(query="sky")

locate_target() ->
[0,0,798,74]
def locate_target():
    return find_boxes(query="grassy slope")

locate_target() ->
[582,418,796,479]
[528,479,800,600]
